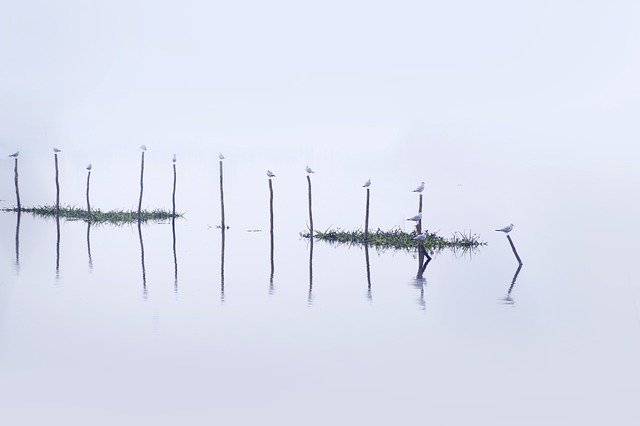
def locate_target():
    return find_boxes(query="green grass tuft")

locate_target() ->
[2,205,182,224]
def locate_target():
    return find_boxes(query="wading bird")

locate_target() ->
[495,224,514,234]
[363,179,371,188]
[305,165,314,174]
[413,181,425,193]
[172,154,176,163]
[407,212,422,222]
[267,170,275,178]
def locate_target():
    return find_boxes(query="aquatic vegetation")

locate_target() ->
[2,205,182,224]
[301,227,485,251]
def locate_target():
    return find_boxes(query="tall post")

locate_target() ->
[172,162,177,218]
[55,215,60,279]
[54,152,60,214]
[365,244,372,300]
[15,211,21,270]
[138,150,145,221]
[14,158,21,211]
[172,216,178,294]
[87,222,93,270]
[506,235,523,265]
[417,194,423,234]
[364,188,370,240]
[220,229,226,303]
[308,239,314,306]
[138,221,147,299]
[307,175,314,236]
[269,177,274,291]
[219,160,225,229]
[86,169,92,217]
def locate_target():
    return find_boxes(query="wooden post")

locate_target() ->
[219,160,225,229]
[172,216,178,294]
[86,169,92,217]
[138,221,147,298]
[364,188,370,240]
[15,211,21,268]
[416,244,432,279]
[14,158,21,211]
[172,162,177,218]
[87,222,93,270]
[307,175,314,237]
[54,152,60,214]
[138,151,145,221]
[417,193,423,234]
[55,215,60,278]
[365,244,372,300]
[269,178,275,292]
[220,229,226,302]
[308,239,314,305]
[506,235,523,265]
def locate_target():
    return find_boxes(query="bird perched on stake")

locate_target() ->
[407,212,422,222]
[413,232,427,242]
[267,170,275,178]
[140,145,147,151]
[305,165,314,174]
[219,153,225,160]
[172,154,176,163]
[87,164,92,171]
[413,181,425,193]
[9,151,19,158]
[363,179,371,188]
[53,147,62,153]
[496,224,514,234]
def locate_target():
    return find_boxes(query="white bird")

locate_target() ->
[53,147,62,153]
[140,145,147,151]
[219,153,225,160]
[413,232,427,242]
[9,151,19,158]
[172,154,176,163]
[305,165,314,174]
[363,179,371,188]
[86,164,92,171]
[407,212,422,222]
[267,170,275,178]
[495,223,514,233]
[413,181,425,193]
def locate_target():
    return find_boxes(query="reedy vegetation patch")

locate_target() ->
[2,205,181,224]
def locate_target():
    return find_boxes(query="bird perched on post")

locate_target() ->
[140,145,147,151]
[219,153,225,160]
[305,165,314,174]
[362,179,371,188]
[9,151,19,158]
[413,232,427,242]
[267,170,275,178]
[407,212,422,222]
[172,154,176,163]
[495,224,514,234]
[53,147,62,153]
[413,181,425,193]
[87,164,92,171]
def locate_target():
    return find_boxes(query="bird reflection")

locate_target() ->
[172,217,178,294]
[55,214,61,280]
[411,277,427,311]
[137,220,147,299]
[364,244,372,301]
[307,240,314,306]
[501,264,523,306]
[86,222,93,271]
[220,228,226,303]
[14,211,21,274]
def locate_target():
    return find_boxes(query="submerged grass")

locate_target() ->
[301,227,486,252]
[2,205,182,224]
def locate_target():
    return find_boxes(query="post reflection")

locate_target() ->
[307,240,314,306]
[86,222,93,271]
[416,245,432,280]
[220,228,226,303]
[501,264,523,305]
[55,214,61,280]
[172,217,178,294]
[411,277,427,311]
[364,244,372,301]
[14,211,21,273]
[137,220,147,299]
[269,228,275,295]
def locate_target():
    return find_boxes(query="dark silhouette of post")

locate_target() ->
[138,221,147,299]
[172,216,178,294]
[172,159,177,218]
[15,211,21,271]
[364,188,370,240]
[13,157,20,211]
[269,177,275,293]
[219,159,225,229]
[86,222,93,270]
[307,175,314,236]
[54,152,60,214]
[308,239,314,306]
[417,194,423,234]
[220,229,226,303]
[138,149,145,221]
[86,166,92,217]
[365,244,372,300]
[55,215,61,279]
[506,235,523,265]
[416,244,432,279]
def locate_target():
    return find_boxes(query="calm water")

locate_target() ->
[1,148,639,425]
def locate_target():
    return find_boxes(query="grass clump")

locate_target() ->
[3,205,182,224]
[301,227,485,252]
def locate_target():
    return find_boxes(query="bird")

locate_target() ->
[413,232,427,242]
[362,179,371,188]
[413,181,425,193]
[9,151,19,158]
[495,224,514,233]
[305,165,314,174]
[172,154,176,163]
[407,212,422,222]
[53,147,62,153]
[140,145,147,151]
[86,164,92,171]
[267,170,275,178]
[219,153,225,160]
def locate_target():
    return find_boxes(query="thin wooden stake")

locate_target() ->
[86,169,92,217]
[172,162,177,218]
[269,178,275,291]
[138,151,145,221]
[219,160,225,229]
[307,174,314,236]
[417,193,423,234]
[54,153,60,215]
[14,158,21,211]
[506,235,523,265]
[138,221,147,298]
[364,188,370,240]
